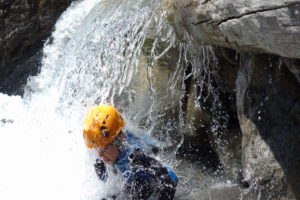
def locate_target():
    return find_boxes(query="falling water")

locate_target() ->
[0,0,240,199]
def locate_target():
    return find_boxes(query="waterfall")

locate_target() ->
[0,0,240,199]
[0,0,174,199]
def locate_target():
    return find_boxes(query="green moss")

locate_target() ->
[141,38,155,56]
[166,13,174,25]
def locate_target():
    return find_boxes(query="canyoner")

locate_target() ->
[83,105,178,200]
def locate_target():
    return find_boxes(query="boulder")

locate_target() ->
[168,0,300,59]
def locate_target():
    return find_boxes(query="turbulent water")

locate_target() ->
[0,0,238,199]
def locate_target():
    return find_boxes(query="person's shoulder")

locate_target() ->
[129,149,151,168]
[125,132,143,148]
[125,132,139,140]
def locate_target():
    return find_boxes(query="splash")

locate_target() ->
[0,0,166,199]
[0,0,107,199]
[0,0,240,199]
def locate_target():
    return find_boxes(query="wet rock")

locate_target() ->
[164,0,300,198]
[212,46,239,94]
[283,58,300,84]
[0,118,14,127]
[167,0,300,59]
[114,13,185,151]
[236,54,300,199]
[176,134,222,172]
[0,118,14,124]
[0,0,73,95]
[179,184,242,200]
[182,43,243,182]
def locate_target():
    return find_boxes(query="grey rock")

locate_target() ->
[179,184,242,200]
[165,1,300,198]
[168,0,300,59]
[236,54,300,199]
[177,41,243,182]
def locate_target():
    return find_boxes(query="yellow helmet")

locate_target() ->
[83,105,125,149]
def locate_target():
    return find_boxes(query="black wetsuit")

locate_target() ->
[94,133,178,200]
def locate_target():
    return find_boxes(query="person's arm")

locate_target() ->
[128,149,177,200]
[122,171,153,200]
[94,159,108,181]
[129,149,164,170]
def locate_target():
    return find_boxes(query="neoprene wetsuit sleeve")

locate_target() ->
[128,149,177,200]
[94,159,107,181]
[123,173,153,200]
[129,149,152,168]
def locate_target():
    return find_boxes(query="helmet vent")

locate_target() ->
[106,115,109,119]
[100,126,107,130]
[102,131,109,137]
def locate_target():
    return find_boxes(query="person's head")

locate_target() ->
[83,104,126,163]
[96,133,126,164]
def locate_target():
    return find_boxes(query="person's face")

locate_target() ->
[98,144,119,165]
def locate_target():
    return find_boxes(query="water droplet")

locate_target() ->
[264,96,269,101]
[268,78,272,84]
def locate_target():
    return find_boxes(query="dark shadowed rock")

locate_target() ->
[180,42,243,183]
[236,54,300,199]
[0,0,73,95]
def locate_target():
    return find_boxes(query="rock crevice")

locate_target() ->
[217,2,300,25]
[169,0,300,59]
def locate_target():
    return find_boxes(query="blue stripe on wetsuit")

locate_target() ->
[167,168,178,184]
[114,133,149,182]
[114,132,177,183]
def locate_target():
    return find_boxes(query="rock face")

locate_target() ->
[168,0,300,59]
[236,55,300,199]
[166,0,300,199]
[0,0,73,95]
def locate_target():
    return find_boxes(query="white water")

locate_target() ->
[0,0,240,199]
[0,0,169,199]
[0,0,102,199]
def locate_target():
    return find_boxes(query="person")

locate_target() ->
[83,104,178,200]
